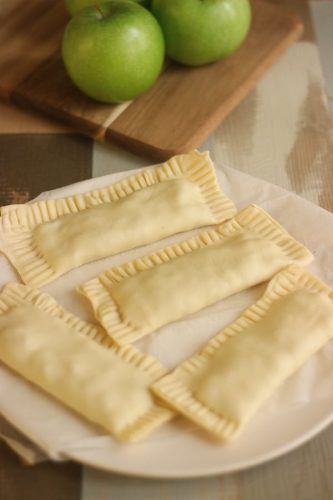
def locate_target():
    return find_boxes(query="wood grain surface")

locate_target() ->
[0,0,68,100]
[1,0,302,160]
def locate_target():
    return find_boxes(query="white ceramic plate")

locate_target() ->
[64,397,333,478]
[0,166,332,478]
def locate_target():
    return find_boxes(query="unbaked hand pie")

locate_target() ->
[0,151,236,287]
[0,283,173,441]
[151,266,333,441]
[79,205,313,345]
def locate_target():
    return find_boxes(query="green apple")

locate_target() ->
[151,0,252,66]
[62,1,164,103]
[65,0,151,17]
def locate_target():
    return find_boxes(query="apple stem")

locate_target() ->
[95,4,105,18]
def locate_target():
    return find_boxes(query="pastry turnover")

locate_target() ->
[0,283,173,441]
[151,265,333,441]
[0,151,236,287]
[79,205,313,345]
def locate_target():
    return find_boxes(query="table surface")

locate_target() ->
[0,1,333,499]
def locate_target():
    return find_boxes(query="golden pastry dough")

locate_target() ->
[0,151,236,287]
[79,205,313,345]
[0,283,173,441]
[151,266,333,441]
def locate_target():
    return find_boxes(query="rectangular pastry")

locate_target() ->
[0,283,173,442]
[0,151,236,287]
[79,205,313,345]
[151,265,333,441]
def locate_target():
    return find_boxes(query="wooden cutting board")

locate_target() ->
[0,0,302,160]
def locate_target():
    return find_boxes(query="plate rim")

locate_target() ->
[63,399,333,479]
